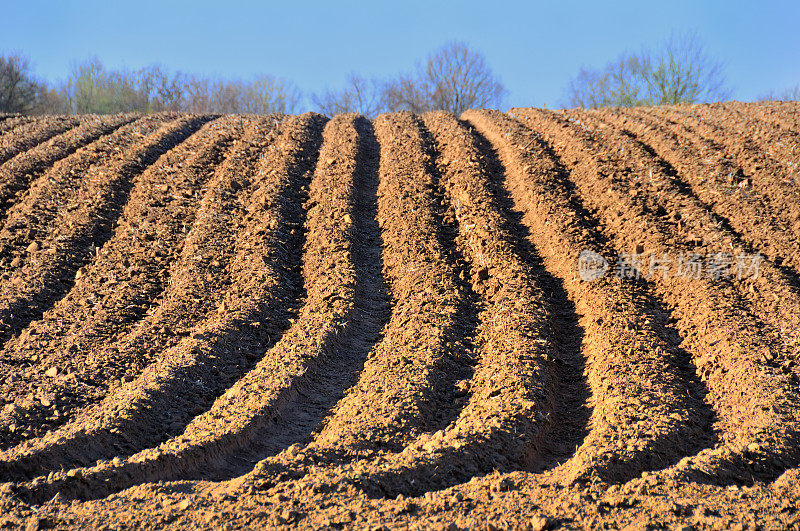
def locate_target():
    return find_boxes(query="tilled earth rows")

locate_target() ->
[0,103,798,529]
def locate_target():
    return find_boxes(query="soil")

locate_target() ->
[0,103,798,530]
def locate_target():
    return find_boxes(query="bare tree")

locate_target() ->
[424,42,506,114]
[0,53,42,113]
[381,73,431,114]
[759,84,800,102]
[182,74,213,113]
[566,32,730,108]
[62,58,125,114]
[238,75,301,115]
[60,60,175,114]
[31,84,70,114]
[642,33,729,105]
[58,57,301,115]
[211,80,245,114]
[137,65,185,112]
[383,42,505,114]
[312,74,384,118]
[567,56,649,108]
[201,75,300,115]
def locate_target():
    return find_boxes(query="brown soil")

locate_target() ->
[0,116,36,136]
[0,104,799,530]
[0,116,82,165]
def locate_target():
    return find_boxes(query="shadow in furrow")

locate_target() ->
[226,115,482,470]
[414,119,482,435]
[11,116,388,500]
[517,111,720,478]
[617,126,800,295]
[360,127,587,499]
[0,116,136,228]
[471,112,718,483]
[200,118,393,480]
[468,125,590,471]
[0,117,209,348]
[0,118,80,166]
[0,116,29,130]
[0,115,319,487]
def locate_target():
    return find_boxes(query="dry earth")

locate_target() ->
[0,103,798,529]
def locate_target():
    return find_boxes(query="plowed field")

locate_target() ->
[0,103,798,529]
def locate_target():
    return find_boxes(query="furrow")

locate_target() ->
[1,113,324,491]
[375,111,562,490]
[717,102,800,189]
[0,117,239,446]
[0,114,136,223]
[745,101,800,133]
[0,116,82,165]
[636,104,800,264]
[0,114,171,273]
[459,109,714,486]
[295,111,476,461]
[0,114,205,353]
[513,107,800,483]
[23,114,390,499]
[77,116,285,389]
[649,102,800,176]
[215,112,490,498]
[0,116,35,136]
[300,110,566,498]
[257,106,713,495]
[585,105,800,284]
[572,107,800,383]
[0,114,281,469]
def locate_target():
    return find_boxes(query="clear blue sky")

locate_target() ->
[1,0,798,110]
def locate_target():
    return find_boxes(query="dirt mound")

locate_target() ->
[0,103,798,529]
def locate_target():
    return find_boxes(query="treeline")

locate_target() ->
[4,37,797,116]
[0,42,505,117]
[0,54,302,115]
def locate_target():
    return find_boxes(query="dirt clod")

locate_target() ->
[529,515,554,531]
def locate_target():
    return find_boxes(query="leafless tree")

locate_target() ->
[312,74,385,118]
[642,33,729,104]
[237,75,301,115]
[197,76,301,115]
[178,74,299,114]
[58,57,301,115]
[62,58,133,114]
[759,84,800,102]
[182,74,213,113]
[567,56,649,108]
[137,65,185,112]
[31,84,70,114]
[4,45,508,116]
[424,42,506,114]
[0,53,42,113]
[381,73,431,114]
[566,32,730,108]
[383,42,505,114]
